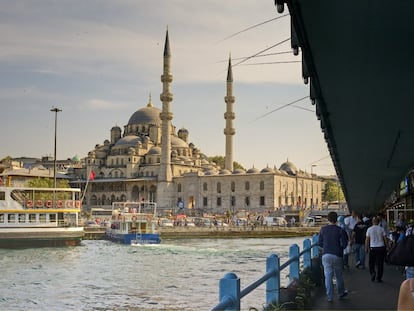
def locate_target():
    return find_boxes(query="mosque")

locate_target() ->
[73,30,323,217]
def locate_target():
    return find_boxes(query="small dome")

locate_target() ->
[71,155,80,162]
[113,135,142,148]
[171,135,188,148]
[261,167,275,173]
[232,168,246,174]
[111,125,121,131]
[148,146,161,155]
[204,169,218,176]
[247,167,260,174]
[219,169,231,175]
[178,127,188,135]
[279,160,298,175]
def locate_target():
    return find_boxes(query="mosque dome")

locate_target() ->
[113,135,142,148]
[128,96,161,126]
[171,135,189,148]
[247,167,260,174]
[232,168,246,174]
[148,146,161,155]
[219,169,232,175]
[279,160,298,175]
[261,167,275,173]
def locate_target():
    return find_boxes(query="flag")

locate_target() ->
[89,170,96,181]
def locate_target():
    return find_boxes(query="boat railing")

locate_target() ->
[211,235,320,311]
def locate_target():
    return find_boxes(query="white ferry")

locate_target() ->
[0,186,84,248]
[106,201,161,245]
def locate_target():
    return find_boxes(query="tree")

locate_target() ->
[323,180,345,203]
[208,156,245,171]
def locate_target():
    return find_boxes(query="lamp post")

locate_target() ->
[311,164,317,209]
[50,107,62,193]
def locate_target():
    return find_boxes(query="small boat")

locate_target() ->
[106,201,161,245]
[0,186,84,248]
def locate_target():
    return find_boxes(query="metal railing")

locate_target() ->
[211,234,319,311]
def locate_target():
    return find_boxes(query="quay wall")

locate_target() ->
[83,226,319,240]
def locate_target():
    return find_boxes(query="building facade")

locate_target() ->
[71,30,323,217]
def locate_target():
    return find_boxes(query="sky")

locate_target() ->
[0,0,336,176]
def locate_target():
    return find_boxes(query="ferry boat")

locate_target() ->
[0,186,84,248]
[106,201,161,245]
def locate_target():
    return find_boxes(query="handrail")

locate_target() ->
[211,234,319,311]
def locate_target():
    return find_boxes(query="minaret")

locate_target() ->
[157,29,174,208]
[224,55,235,171]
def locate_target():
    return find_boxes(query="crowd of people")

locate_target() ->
[317,210,414,308]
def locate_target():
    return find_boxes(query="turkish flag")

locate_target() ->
[89,171,96,181]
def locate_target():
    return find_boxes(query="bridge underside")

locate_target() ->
[277,1,414,213]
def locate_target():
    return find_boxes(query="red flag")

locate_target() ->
[89,171,96,181]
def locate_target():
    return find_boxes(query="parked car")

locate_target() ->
[264,216,287,227]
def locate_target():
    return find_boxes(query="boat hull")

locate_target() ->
[106,231,161,244]
[0,227,84,248]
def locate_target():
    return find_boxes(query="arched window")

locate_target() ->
[260,181,265,191]
[203,182,208,191]
[217,182,221,193]
[245,181,250,191]
[231,181,235,192]
[178,183,182,193]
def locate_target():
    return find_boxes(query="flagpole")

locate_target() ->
[81,170,94,203]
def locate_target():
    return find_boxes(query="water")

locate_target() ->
[0,236,310,310]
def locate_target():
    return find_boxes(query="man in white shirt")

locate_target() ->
[365,216,388,282]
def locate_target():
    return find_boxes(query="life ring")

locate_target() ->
[56,200,63,208]
[26,200,33,208]
[45,200,52,208]
[66,200,73,208]
[36,200,44,208]
[74,200,81,209]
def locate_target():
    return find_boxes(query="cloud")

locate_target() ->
[82,99,130,111]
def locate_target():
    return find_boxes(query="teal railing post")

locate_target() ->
[311,234,319,258]
[219,272,240,310]
[303,238,311,269]
[265,254,280,305]
[289,244,300,283]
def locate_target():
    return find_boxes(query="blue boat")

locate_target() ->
[106,201,161,245]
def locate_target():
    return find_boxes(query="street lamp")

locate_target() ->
[50,107,62,192]
[311,164,317,209]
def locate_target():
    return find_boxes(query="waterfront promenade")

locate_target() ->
[312,261,405,310]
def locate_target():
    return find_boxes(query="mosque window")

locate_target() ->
[157,158,160,163]
[148,158,152,164]
[245,196,250,206]
[177,183,182,192]
[231,181,235,192]
[260,181,265,191]
[245,181,250,191]
[260,196,265,206]
[203,183,208,191]
[203,197,208,206]
[217,182,221,193]
[231,196,235,206]
[217,197,222,206]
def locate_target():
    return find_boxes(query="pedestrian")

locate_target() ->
[397,278,414,310]
[365,216,388,282]
[338,215,350,269]
[318,211,349,302]
[352,213,368,269]
[404,225,414,279]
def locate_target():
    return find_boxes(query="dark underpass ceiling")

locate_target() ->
[276,0,414,214]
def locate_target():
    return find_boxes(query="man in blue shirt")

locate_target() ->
[319,211,349,302]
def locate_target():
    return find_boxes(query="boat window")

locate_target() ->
[18,214,26,223]
[0,192,5,200]
[0,214,4,223]
[39,214,46,223]
[8,214,16,223]
[49,213,57,223]
[29,214,36,223]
